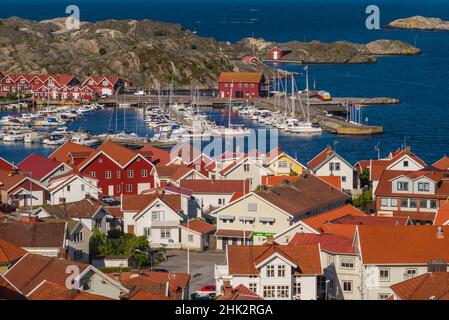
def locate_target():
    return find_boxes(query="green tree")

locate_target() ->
[352,190,372,209]
[359,168,370,188]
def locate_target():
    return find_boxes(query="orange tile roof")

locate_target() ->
[0,169,27,192]
[78,140,138,168]
[227,244,322,276]
[320,224,357,239]
[434,208,449,226]
[0,221,66,248]
[181,219,216,234]
[48,141,94,166]
[117,271,190,292]
[139,145,172,166]
[156,164,192,181]
[433,156,449,170]
[218,284,263,300]
[357,225,449,265]
[28,280,112,300]
[391,272,449,300]
[229,192,244,202]
[317,175,342,190]
[307,146,334,170]
[261,176,300,187]
[122,193,182,213]
[0,239,27,264]
[302,204,365,231]
[218,72,263,83]
[129,290,171,300]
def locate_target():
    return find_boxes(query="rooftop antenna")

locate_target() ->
[374,142,380,160]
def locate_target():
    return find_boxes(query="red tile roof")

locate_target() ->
[48,141,94,166]
[139,145,172,166]
[17,153,63,180]
[214,229,252,238]
[4,254,90,295]
[156,164,193,181]
[129,290,171,300]
[117,271,190,294]
[0,239,27,264]
[307,146,334,170]
[41,198,105,219]
[0,273,25,300]
[317,175,342,190]
[433,156,449,171]
[227,244,322,276]
[290,233,356,254]
[0,169,27,192]
[261,176,300,187]
[218,284,263,300]
[0,221,66,249]
[330,214,409,226]
[391,272,449,300]
[434,208,449,226]
[180,179,249,194]
[28,280,112,300]
[0,157,15,171]
[302,204,365,231]
[181,219,216,234]
[357,225,449,265]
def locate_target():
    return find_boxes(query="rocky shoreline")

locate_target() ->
[0,17,421,89]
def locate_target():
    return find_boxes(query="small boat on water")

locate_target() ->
[24,131,43,144]
[3,130,25,142]
[43,133,67,145]
[71,133,99,147]
[0,130,7,140]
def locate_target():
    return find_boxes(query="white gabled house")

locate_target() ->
[122,193,185,248]
[48,172,101,205]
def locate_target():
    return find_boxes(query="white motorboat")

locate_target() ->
[24,131,43,144]
[71,133,99,147]
[287,121,323,134]
[3,130,24,142]
[43,133,68,145]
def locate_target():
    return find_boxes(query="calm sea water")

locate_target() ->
[1,0,449,165]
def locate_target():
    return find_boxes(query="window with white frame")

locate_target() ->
[81,184,85,192]
[89,171,96,178]
[340,257,355,269]
[262,286,275,298]
[144,227,151,237]
[151,211,161,221]
[430,200,438,209]
[249,283,257,293]
[141,169,148,177]
[378,293,389,300]
[73,232,83,242]
[266,265,275,277]
[116,185,121,193]
[343,281,352,293]
[67,185,71,192]
[105,171,111,179]
[161,229,171,239]
[418,182,430,192]
[379,269,390,282]
[293,282,301,296]
[278,160,288,168]
[247,203,257,211]
[380,198,389,207]
[116,170,121,178]
[243,164,250,172]
[126,184,132,192]
[397,181,409,191]
[277,265,286,277]
[277,286,289,298]
[95,219,102,229]
[188,234,194,242]
[128,170,134,178]
[391,198,398,207]
[405,268,417,279]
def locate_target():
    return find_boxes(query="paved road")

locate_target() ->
[157,250,226,292]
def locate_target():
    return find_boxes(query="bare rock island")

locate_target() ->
[387,16,449,31]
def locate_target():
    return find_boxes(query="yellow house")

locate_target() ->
[264,148,306,176]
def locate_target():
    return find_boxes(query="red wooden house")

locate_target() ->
[76,140,158,197]
[269,46,292,61]
[218,72,266,99]
[83,76,126,96]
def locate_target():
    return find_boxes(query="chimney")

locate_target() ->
[266,235,274,245]
[222,280,232,294]
[436,226,445,240]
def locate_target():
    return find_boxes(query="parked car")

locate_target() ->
[200,285,216,292]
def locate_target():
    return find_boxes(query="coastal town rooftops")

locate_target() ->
[0,157,15,171]
[48,141,94,165]
[121,193,182,213]
[390,272,449,300]
[317,175,342,190]
[0,221,66,249]
[218,72,264,84]
[0,169,28,192]
[27,280,112,300]
[139,145,173,166]
[179,179,249,194]
[356,225,449,265]
[180,219,216,234]
[0,239,27,264]
[254,174,350,218]
[115,271,190,295]
[261,175,300,187]
[289,233,356,255]
[226,243,322,276]
[17,153,65,180]
[434,208,449,226]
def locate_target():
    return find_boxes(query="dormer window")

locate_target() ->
[397,181,409,191]
[418,182,430,192]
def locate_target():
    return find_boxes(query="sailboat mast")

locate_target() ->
[228,80,233,128]
[305,66,310,123]
[291,75,295,117]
